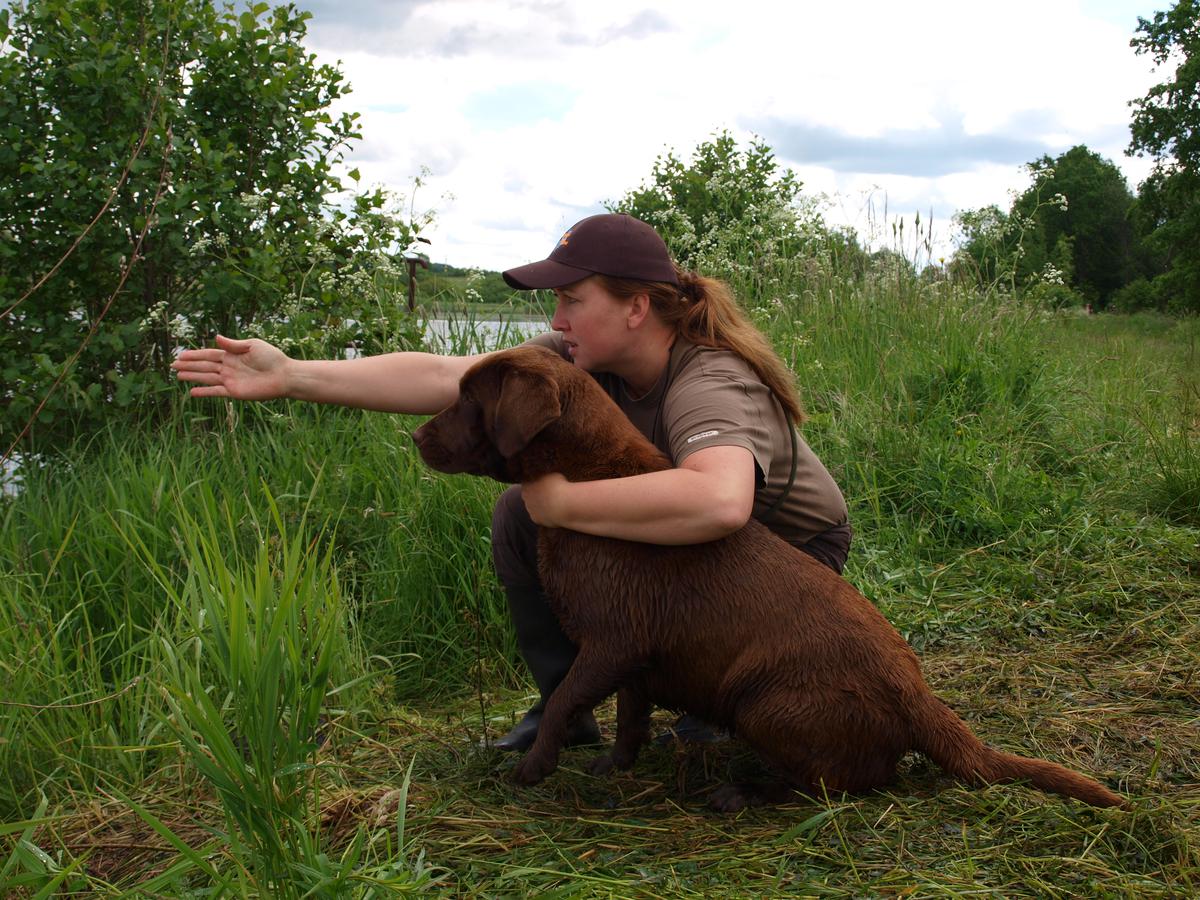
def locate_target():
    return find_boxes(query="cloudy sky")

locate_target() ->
[296,0,1167,271]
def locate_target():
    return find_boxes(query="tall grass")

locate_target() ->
[2,246,1197,893]
[1,438,451,893]
[0,402,511,807]
[1046,312,1200,526]
[135,487,348,893]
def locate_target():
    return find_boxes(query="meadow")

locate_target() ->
[1,256,1197,896]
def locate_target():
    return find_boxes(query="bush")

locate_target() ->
[0,0,425,453]
[1110,277,1160,313]
[606,130,832,288]
[1026,281,1085,310]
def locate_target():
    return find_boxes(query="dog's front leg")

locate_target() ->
[512,648,632,786]
[588,685,652,776]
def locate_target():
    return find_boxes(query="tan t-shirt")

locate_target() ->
[524,332,849,545]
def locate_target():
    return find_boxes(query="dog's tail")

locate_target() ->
[912,695,1126,808]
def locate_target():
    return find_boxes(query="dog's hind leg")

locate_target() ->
[714,692,904,811]
[704,698,820,811]
[588,685,652,776]
[512,646,641,786]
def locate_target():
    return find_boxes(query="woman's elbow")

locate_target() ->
[708,491,754,538]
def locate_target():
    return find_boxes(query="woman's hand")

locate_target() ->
[521,473,571,527]
[172,334,291,401]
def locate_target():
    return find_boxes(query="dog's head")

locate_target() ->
[412,346,570,482]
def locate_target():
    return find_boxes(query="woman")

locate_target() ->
[172,213,851,751]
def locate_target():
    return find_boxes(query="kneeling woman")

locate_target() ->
[491,213,850,749]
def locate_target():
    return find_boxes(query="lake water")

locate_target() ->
[2,453,24,498]
[421,315,548,353]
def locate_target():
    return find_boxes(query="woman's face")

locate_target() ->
[550,276,633,372]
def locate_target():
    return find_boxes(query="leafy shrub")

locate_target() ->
[1110,277,1161,313]
[606,130,835,288]
[1026,281,1085,309]
[0,0,424,453]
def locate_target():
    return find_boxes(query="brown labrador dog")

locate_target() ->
[412,346,1125,811]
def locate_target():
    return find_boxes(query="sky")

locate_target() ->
[295,0,1169,271]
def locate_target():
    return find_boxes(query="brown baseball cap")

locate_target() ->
[502,213,679,289]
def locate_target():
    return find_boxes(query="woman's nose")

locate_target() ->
[550,301,568,331]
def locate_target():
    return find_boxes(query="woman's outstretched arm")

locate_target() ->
[172,334,493,415]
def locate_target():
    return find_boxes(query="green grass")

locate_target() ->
[1,267,1197,895]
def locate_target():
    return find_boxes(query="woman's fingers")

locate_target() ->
[215,333,254,353]
[172,360,223,384]
[188,384,231,398]
[173,359,222,374]
[173,348,226,364]
[176,370,224,385]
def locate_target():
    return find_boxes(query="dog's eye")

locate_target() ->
[458,394,482,418]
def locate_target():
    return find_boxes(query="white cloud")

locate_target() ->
[301,0,1165,270]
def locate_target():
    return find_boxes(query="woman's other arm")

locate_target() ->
[520,445,756,545]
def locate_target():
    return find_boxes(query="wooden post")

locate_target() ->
[404,237,432,312]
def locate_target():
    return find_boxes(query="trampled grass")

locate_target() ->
[1,275,1197,895]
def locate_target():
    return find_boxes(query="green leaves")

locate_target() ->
[125,480,360,896]
[952,146,1147,309]
[1127,1,1200,312]
[2,0,425,453]
[605,130,841,299]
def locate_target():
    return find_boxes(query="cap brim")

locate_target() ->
[502,259,594,290]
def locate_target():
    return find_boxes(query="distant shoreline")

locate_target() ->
[416,300,551,320]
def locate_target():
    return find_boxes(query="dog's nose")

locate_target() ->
[411,423,428,448]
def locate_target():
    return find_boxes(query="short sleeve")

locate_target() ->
[663,353,775,487]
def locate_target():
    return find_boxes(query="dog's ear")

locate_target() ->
[491,367,561,458]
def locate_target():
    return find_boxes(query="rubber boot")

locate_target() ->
[653,713,729,746]
[493,584,600,752]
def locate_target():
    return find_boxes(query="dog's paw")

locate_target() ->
[709,781,797,812]
[586,753,616,776]
[708,783,750,813]
[512,753,555,786]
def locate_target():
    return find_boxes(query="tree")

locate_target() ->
[0,0,418,453]
[1016,147,1137,307]
[952,147,1141,307]
[1128,0,1200,312]
[951,171,1069,299]
[607,131,823,278]
[950,204,1011,288]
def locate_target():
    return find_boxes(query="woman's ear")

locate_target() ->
[626,291,651,329]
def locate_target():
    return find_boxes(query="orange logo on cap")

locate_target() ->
[558,229,571,247]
